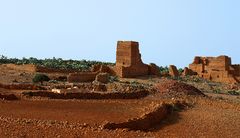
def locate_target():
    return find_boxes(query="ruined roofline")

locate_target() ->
[232,64,240,66]
[117,41,138,43]
[191,55,232,65]
[194,55,230,59]
[117,41,139,48]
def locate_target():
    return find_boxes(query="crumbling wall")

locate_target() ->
[231,65,240,76]
[115,41,159,78]
[188,55,240,83]
[103,103,169,131]
[182,67,197,76]
[67,64,117,83]
[67,72,98,83]
[169,65,179,77]
[92,64,115,76]
[148,63,161,76]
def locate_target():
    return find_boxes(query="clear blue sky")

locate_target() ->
[0,0,239,68]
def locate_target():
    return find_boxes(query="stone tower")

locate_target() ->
[115,41,149,78]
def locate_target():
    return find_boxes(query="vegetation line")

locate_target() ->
[0,55,115,71]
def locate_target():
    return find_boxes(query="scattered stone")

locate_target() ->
[52,89,61,94]
[93,83,107,92]
[95,73,109,84]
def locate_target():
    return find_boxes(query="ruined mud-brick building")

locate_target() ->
[188,55,240,83]
[114,41,160,78]
[68,41,160,82]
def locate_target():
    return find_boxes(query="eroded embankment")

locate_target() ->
[0,93,18,100]
[22,90,149,100]
[103,101,186,131]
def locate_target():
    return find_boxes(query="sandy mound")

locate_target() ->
[155,80,204,97]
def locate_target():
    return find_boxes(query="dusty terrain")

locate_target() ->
[0,65,240,138]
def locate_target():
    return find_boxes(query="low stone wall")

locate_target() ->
[22,90,149,99]
[103,103,169,131]
[103,101,187,131]
[0,83,45,90]
[0,94,18,100]
[67,72,98,83]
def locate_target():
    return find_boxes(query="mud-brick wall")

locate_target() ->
[189,64,203,74]
[116,41,141,67]
[231,65,240,76]
[119,65,149,78]
[67,72,98,83]
[206,56,232,71]
[115,41,150,78]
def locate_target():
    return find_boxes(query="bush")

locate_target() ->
[159,66,169,74]
[32,74,50,84]
[178,68,184,74]
[228,90,240,96]
[0,55,115,71]
[109,76,119,83]
[213,89,221,94]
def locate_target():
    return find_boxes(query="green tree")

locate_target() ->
[32,74,50,84]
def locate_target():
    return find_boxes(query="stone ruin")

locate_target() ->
[185,55,240,83]
[67,65,113,83]
[169,65,179,77]
[115,41,160,78]
[68,41,160,83]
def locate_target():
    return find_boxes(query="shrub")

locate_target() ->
[228,90,240,96]
[32,74,50,84]
[109,76,119,83]
[213,89,221,94]
[159,66,169,74]
[0,55,115,71]
[178,68,184,74]
[49,80,58,84]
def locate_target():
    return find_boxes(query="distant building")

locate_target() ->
[188,55,240,83]
[114,41,160,78]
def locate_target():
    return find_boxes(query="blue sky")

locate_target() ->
[0,0,239,67]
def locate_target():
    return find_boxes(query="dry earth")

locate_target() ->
[0,65,240,138]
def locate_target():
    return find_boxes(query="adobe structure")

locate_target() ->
[68,64,114,83]
[188,55,240,83]
[114,41,160,78]
[67,41,160,82]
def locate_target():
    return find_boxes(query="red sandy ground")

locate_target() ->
[0,96,239,138]
[0,65,240,138]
